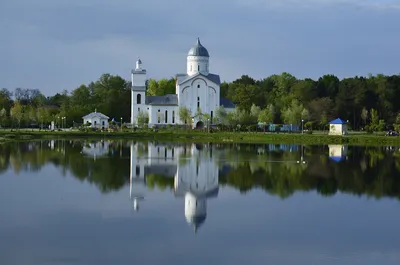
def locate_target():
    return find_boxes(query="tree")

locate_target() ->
[258,104,275,124]
[178,106,192,128]
[361,107,368,127]
[250,104,261,123]
[10,101,23,129]
[394,113,400,132]
[301,108,310,121]
[0,108,6,128]
[37,107,50,129]
[137,111,149,127]
[320,111,328,132]
[281,99,303,125]
[214,106,228,126]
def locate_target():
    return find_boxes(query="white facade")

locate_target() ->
[82,111,109,129]
[328,118,348,135]
[130,38,236,128]
[329,124,348,135]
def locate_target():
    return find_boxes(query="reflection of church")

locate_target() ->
[129,142,219,233]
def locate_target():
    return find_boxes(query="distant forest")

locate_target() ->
[1,72,400,131]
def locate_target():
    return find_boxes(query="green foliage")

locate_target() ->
[394,113,400,132]
[178,106,192,127]
[137,111,149,127]
[258,104,275,124]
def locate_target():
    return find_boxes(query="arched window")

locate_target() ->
[137,94,141,104]
[198,65,200,71]
[165,110,168,123]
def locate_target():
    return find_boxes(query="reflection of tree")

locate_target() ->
[1,141,400,200]
[146,174,174,191]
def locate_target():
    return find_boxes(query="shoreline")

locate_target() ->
[1,130,400,146]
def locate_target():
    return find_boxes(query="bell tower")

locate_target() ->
[131,58,147,126]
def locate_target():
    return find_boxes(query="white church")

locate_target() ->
[130,38,235,128]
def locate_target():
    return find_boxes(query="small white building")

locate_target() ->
[328,118,348,135]
[82,110,109,130]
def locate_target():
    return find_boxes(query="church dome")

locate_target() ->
[188,38,209,57]
[186,214,207,233]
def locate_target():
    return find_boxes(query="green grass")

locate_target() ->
[0,129,399,146]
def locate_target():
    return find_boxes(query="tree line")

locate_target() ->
[2,72,400,131]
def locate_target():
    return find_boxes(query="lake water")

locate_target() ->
[1,140,400,265]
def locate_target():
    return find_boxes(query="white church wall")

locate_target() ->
[132,72,146,87]
[178,78,220,123]
[148,105,178,128]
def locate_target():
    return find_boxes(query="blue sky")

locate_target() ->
[1,0,399,95]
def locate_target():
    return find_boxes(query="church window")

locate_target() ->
[197,101,200,108]
[211,111,213,122]
[137,94,141,104]
[165,110,168,123]
[198,65,200,71]
[158,109,160,123]
[165,148,167,160]
[172,148,174,158]
[136,166,140,176]
[172,111,175,123]
[197,84,200,88]
[190,65,192,71]
[138,108,140,112]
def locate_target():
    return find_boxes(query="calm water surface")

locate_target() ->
[1,140,400,265]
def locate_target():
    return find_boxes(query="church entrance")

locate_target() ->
[195,121,204,129]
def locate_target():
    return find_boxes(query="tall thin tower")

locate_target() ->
[131,58,146,125]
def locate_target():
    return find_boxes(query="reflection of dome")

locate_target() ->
[185,214,206,233]
[188,38,210,57]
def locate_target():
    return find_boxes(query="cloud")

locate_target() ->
[1,0,400,95]
[235,0,400,10]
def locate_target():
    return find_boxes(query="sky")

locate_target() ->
[1,0,400,96]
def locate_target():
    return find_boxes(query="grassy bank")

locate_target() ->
[1,129,400,146]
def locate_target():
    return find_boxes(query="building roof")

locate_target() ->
[145,94,178,106]
[220,98,235,108]
[329,118,347,125]
[188,38,210,57]
[176,72,221,85]
[82,111,109,119]
[329,156,344,162]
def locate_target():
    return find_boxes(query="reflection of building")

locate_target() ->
[129,142,219,232]
[81,141,110,159]
[328,144,348,162]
